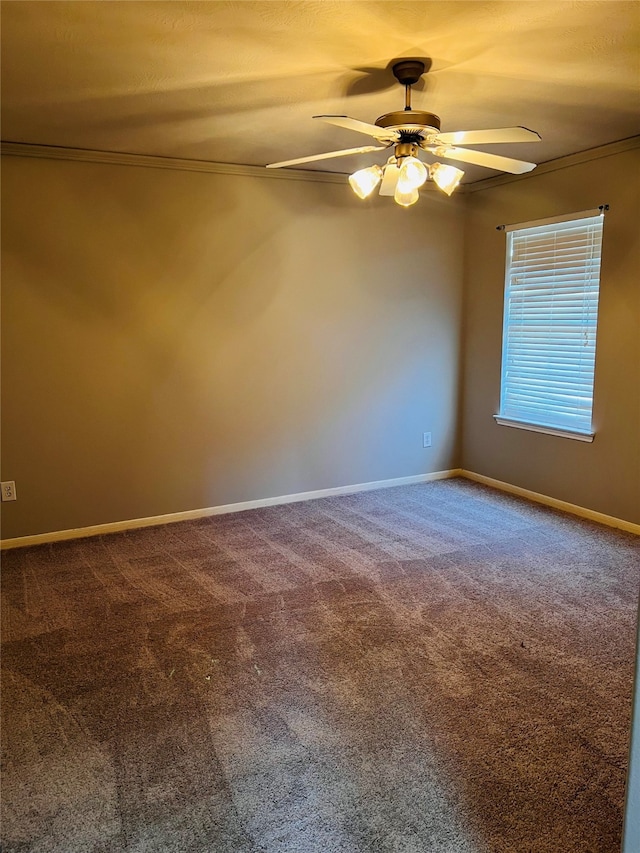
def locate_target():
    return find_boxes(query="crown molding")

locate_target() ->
[466,135,640,193]
[3,136,638,193]
[0,140,446,192]
[0,141,347,184]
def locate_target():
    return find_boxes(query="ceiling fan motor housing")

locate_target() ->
[375,110,441,142]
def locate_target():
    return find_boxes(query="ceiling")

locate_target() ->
[1,1,639,183]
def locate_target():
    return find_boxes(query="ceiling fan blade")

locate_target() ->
[266,145,385,169]
[313,115,397,142]
[426,145,536,174]
[435,127,541,146]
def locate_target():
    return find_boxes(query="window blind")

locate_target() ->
[498,211,604,435]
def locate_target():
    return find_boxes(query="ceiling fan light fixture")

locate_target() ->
[397,156,428,192]
[394,185,420,207]
[348,164,383,199]
[430,162,464,196]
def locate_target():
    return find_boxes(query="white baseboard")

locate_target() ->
[461,470,640,535]
[0,468,462,550]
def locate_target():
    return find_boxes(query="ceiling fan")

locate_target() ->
[267,59,541,206]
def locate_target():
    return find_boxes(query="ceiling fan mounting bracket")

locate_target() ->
[391,60,426,87]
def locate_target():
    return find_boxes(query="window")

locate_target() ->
[495,208,605,441]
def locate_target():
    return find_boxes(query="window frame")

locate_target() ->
[494,205,608,442]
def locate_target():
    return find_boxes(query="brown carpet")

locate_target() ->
[1,478,638,853]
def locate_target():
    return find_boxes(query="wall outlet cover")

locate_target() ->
[1,481,17,501]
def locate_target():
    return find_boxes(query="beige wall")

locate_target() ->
[3,147,638,540]
[461,148,640,524]
[1,156,464,538]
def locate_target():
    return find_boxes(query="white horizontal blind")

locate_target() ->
[499,212,604,434]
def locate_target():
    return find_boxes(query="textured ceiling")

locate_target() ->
[1,1,639,182]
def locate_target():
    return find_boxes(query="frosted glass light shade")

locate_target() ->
[348,165,383,199]
[430,162,464,196]
[394,185,420,207]
[397,156,428,192]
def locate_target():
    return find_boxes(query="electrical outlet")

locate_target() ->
[1,481,17,501]
[423,432,432,448]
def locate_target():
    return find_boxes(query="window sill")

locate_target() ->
[493,416,595,443]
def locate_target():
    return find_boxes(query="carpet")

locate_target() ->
[1,478,638,852]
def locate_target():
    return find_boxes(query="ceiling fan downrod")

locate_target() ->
[391,59,425,112]
[374,59,441,136]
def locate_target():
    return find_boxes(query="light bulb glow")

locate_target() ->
[348,165,383,199]
[394,185,420,207]
[430,162,464,196]
[397,156,428,192]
